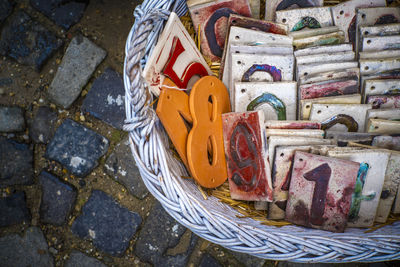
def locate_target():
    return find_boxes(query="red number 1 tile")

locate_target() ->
[286,151,359,232]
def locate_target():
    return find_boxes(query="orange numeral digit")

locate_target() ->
[187,76,231,188]
[156,78,192,168]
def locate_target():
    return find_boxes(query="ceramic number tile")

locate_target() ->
[367,119,400,134]
[360,58,400,76]
[297,61,358,79]
[296,51,355,65]
[299,67,360,85]
[359,23,400,39]
[265,120,321,129]
[230,44,293,56]
[234,82,297,120]
[293,31,345,50]
[275,7,333,32]
[372,135,400,151]
[359,50,400,60]
[269,145,312,219]
[327,149,390,227]
[364,79,400,101]
[227,14,288,35]
[325,131,378,146]
[356,7,400,53]
[289,26,339,39]
[268,136,336,166]
[221,26,293,89]
[394,184,400,214]
[188,0,252,62]
[265,0,323,21]
[332,0,386,44]
[230,54,294,105]
[265,129,324,138]
[375,153,400,223]
[309,104,372,132]
[360,70,400,98]
[294,43,352,57]
[299,78,359,100]
[221,110,273,201]
[143,13,213,96]
[367,95,400,109]
[300,94,361,120]
[362,35,400,51]
[286,151,359,232]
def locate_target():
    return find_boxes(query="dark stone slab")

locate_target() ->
[135,201,198,266]
[0,77,12,87]
[199,253,221,267]
[30,0,88,30]
[231,251,266,267]
[0,227,54,266]
[45,119,109,177]
[65,250,106,267]
[0,11,63,70]
[105,137,148,199]
[81,68,125,129]
[71,190,142,256]
[39,171,77,226]
[30,106,58,143]
[0,106,25,132]
[0,191,31,227]
[48,35,106,109]
[0,0,13,25]
[0,137,34,187]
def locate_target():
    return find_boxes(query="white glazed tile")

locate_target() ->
[234,82,297,120]
[289,26,339,39]
[275,7,333,32]
[366,108,400,122]
[265,0,323,21]
[294,43,352,57]
[309,104,372,132]
[367,119,400,134]
[297,61,358,79]
[359,50,400,60]
[293,31,345,50]
[327,149,390,228]
[360,57,400,75]
[265,129,324,138]
[296,51,355,65]
[299,67,359,85]
[362,35,400,51]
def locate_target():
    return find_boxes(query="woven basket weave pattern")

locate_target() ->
[124,0,400,262]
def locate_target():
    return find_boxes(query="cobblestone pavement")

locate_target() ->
[0,1,399,266]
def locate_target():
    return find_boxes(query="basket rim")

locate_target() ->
[123,0,400,263]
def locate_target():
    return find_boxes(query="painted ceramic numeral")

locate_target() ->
[303,163,331,226]
[163,37,209,89]
[187,76,231,188]
[156,78,192,168]
[222,111,273,201]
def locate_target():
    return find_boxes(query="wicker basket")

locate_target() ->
[123,0,400,263]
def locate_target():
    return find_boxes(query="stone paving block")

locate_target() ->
[0,191,31,227]
[65,250,106,267]
[0,0,13,25]
[0,227,54,266]
[199,253,221,267]
[0,11,62,70]
[39,171,77,226]
[45,119,109,177]
[81,68,125,129]
[30,0,87,30]
[135,201,198,266]
[0,137,34,187]
[105,137,148,199]
[71,190,142,256]
[0,106,25,132]
[231,251,266,267]
[30,106,58,143]
[48,35,106,109]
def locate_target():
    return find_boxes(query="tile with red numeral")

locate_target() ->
[189,0,252,62]
[286,151,359,232]
[143,12,213,96]
[222,110,273,201]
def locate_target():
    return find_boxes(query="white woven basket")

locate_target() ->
[123,0,400,262]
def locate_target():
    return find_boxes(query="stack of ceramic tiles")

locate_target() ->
[354,6,400,135]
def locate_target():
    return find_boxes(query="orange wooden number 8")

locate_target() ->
[187,76,231,188]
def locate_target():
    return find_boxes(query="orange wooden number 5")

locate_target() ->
[187,76,231,188]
